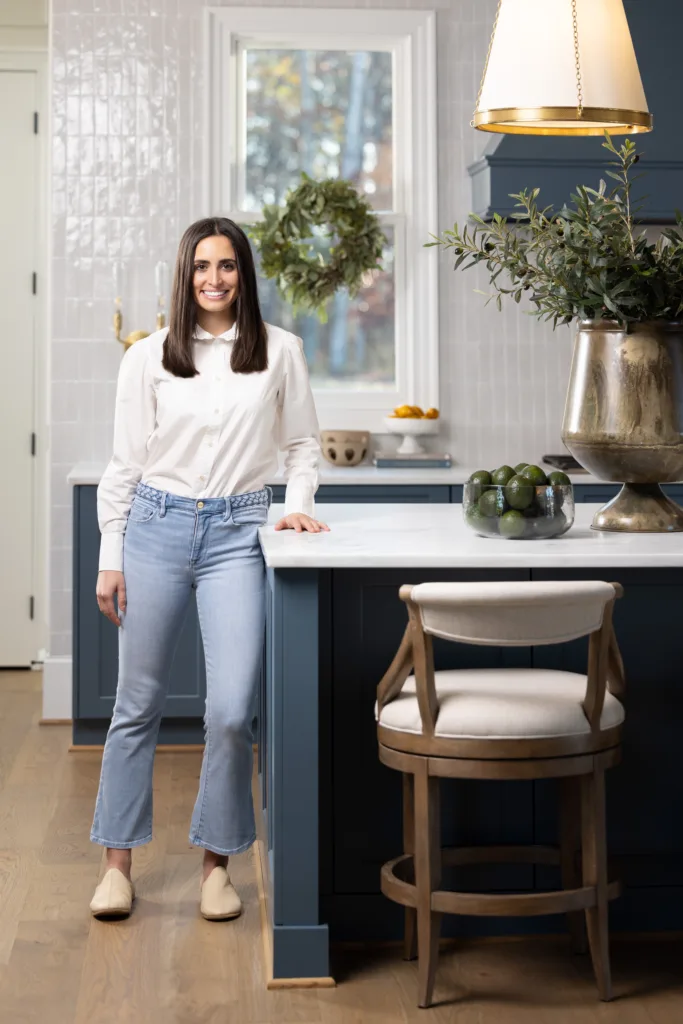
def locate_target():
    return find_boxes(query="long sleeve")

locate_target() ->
[97,340,156,572]
[277,334,321,517]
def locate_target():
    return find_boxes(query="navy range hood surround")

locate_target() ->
[468,0,683,224]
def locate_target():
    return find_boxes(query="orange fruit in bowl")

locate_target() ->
[391,404,439,419]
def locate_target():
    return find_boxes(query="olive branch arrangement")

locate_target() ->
[427,132,683,328]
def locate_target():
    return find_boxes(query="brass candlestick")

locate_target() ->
[113,308,166,350]
[113,259,168,349]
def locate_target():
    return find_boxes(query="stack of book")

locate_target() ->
[372,451,452,469]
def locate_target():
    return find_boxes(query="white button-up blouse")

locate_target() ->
[97,321,321,572]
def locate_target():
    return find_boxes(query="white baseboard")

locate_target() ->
[42,655,72,720]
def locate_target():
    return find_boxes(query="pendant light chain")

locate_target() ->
[471,0,503,126]
[571,0,584,115]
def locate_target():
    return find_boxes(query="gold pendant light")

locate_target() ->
[472,0,652,136]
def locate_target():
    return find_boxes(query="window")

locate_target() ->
[205,8,438,431]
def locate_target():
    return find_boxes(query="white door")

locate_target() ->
[0,70,38,667]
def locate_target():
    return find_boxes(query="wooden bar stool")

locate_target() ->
[375,580,625,1008]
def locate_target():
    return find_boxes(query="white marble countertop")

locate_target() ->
[258,503,683,569]
[68,459,606,488]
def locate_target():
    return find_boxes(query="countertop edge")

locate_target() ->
[67,459,616,488]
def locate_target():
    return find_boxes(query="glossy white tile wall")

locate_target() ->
[49,0,573,657]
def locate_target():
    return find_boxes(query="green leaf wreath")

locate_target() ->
[248,173,386,323]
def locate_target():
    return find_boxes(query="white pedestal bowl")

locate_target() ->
[383,416,440,455]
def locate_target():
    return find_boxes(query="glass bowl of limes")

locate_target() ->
[463,463,575,540]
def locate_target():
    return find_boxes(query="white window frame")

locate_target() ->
[204,7,438,433]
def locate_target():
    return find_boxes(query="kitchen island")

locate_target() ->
[256,502,683,984]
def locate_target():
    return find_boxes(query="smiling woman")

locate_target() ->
[89,214,329,922]
[164,218,269,377]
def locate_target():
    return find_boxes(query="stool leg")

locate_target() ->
[559,776,587,954]
[402,772,417,961]
[414,761,442,1009]
[581,768,613,1001]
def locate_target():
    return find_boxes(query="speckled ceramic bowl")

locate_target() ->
[320,430,370,467]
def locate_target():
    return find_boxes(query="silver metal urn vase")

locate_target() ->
[561,319,683,532]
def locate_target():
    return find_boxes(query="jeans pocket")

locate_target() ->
[231,503,268,526]
[128,496,158,523]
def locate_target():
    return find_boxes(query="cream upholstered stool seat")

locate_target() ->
[375,580,626,1008]
[377,668,624,741]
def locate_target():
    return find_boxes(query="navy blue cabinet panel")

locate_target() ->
[531,568,683,930]
[270,484,449,504]
[573,484,620,504]
[574,484,683,505]
[331,568,534,903]
[664,485,683,504]
[73,486,207,721]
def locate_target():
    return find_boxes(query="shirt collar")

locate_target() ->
[192,322,237,342]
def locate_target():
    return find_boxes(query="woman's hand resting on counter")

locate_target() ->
[96,570,126,627]
[273,513,330,534]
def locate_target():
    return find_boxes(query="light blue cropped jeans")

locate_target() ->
[90,480,272,856]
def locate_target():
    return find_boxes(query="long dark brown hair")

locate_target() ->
[162,217,268,377]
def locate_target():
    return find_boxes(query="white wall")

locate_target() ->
[0,0,47,47]
[48,0,574,661]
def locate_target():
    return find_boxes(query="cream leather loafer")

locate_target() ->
[89,867,135,918]
[200,866,242,921]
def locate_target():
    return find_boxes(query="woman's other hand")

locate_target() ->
[273,513,330,534]
[96,570,127,627]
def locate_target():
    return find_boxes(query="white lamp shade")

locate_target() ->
[474,0,652,134]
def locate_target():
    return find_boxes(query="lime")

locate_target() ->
[465,504,490,533]
[505,474,533,511]
[465,504,485,528]
[465,503,498,537]
[514,462,529,473]
[521,464,548,486]
[499,509,526,538]
[491,465,515,485]
[467,469,492,504]
[547,470,571,486]
[478,488,506,517]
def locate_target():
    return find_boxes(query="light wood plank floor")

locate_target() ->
[1,668,682,1023]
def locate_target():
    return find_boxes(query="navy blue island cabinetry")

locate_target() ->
[256,503,683,982]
